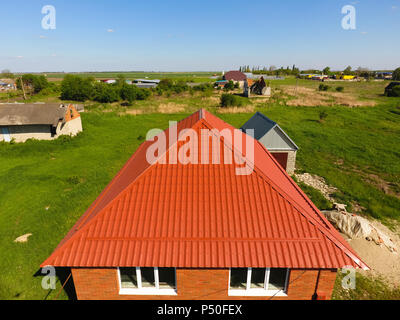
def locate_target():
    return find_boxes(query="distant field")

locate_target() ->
[45,71,220,83]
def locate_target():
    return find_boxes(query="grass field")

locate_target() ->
[0,77,400,300]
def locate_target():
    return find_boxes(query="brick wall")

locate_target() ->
[71,268,337,300]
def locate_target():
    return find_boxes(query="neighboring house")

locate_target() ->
[41,109,367,300]
[214,80,228,89]
[133,79,160,89]
[0,103,82,143]
[244,77,271,97]
[385,82,400,97]
[0,79,16,91]
[241,112,298,174]
[223,70,247,88]
[101,79,117,84]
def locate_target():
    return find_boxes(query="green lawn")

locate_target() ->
[0,100,400,300]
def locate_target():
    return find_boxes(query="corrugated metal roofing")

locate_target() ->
[241,112,299,151]
[41,110,368,270]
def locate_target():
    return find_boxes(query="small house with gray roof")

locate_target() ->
[241,112,298,174]
[0,103,82,143]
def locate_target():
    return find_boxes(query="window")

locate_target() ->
[118,267,177,295]
[229,268,289,296]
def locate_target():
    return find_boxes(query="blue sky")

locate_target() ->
[0,0,399,72]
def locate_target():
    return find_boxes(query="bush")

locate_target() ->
[336,86,344,92]
[391,86,400,97]
[61,75,94,101]
[224,80,235,91]
[318,84,329,91]
[393,67,400,81]
[220,94,244,107]
[92,82,119,103]
[18,74,50,93]
[319,111,328,122]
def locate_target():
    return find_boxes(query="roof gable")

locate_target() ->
[41,110,367,270]
[241,112,299,151]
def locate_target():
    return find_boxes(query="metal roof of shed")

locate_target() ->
[241,112,299,151]
[41,110,367,270]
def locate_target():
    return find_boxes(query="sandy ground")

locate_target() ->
[345,220,400,286]
[296,172,400,286]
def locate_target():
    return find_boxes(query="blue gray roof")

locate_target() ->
[241,112,299,151]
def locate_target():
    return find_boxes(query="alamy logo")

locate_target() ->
[41,266,56,290]
[42,5,56,30]
[145,122,255,176]
[341,5,356,30]
[341,266,356,290]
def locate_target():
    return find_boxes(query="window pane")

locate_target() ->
[250,268,266,289]
[120,268,138,289]
[230,268,248,289]
[158,268,176,289]
[268,268,288,291]
[141,267,156,288]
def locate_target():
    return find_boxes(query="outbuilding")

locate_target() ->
[0,103,83,143]
[241,112,298,174]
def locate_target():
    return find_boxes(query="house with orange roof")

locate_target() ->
[41,109,367,300]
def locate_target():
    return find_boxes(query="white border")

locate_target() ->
[117,267,178,296]
[228,268,289,297]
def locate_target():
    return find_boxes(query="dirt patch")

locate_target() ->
[347,219,400,286]
[158,103,186,114]
[364,173,400,199]
[281,85,376,107]
[124,109,144,116]
[217,105,255,114]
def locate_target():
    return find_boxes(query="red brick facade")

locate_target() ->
[71,268,337,300]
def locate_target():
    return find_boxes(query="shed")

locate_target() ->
[241,112,298,174]
[0,103,83,143]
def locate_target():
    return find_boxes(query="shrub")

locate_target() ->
[220,94,244,108]
[319,111,328,122]
[224,80,235,91]
[391,85,400,97]
[61,75,94,101]
[318,84,329,91]
[393,67,400,81]
[92,82,120,103]
[336,86,344,92]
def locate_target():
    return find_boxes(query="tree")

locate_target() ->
[224,80,235,91]
[1,69,14,79]
[323,67,331,75]
[61,75,94,101]
[392,68,400,81]
[343,66,353,75]
[18,74,50,93]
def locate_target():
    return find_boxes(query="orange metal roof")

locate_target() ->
[41,110,368,270]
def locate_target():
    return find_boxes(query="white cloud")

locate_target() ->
[39,35,47,39]
[16,56,23,59]
[107,29,114,33]
[360,31,368,35]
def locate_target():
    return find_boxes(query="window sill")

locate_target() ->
[119,288,177,296]
[228,289,287,297]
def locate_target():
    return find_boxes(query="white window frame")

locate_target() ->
[117,267,177,295]
[228,268,289,297]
